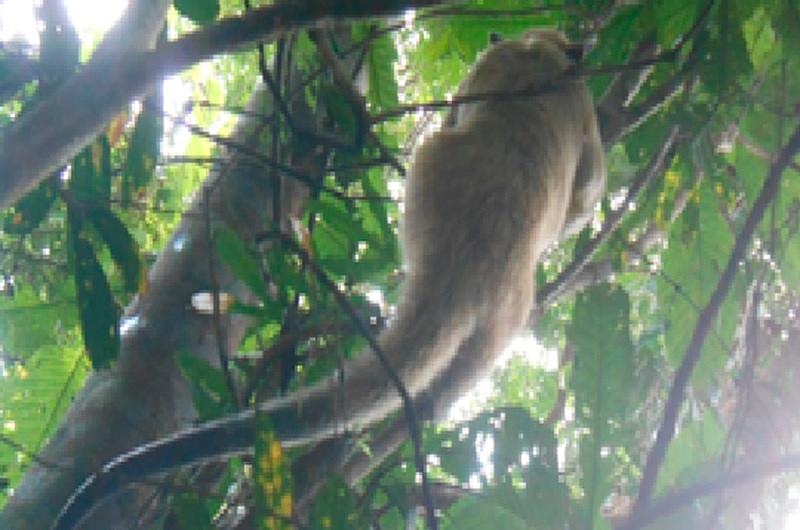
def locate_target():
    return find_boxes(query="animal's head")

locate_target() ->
[445,28,591,128]
[521,29,587,64]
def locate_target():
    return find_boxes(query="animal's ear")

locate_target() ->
[489,31,503,44]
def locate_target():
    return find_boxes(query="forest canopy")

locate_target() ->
[0,0,799,529]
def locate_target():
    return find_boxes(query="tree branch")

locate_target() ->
[621,452,800,530]
[630,123,800,517]
[0,0,443,210]
[597,0,714,145]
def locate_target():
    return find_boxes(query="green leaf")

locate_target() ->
[433,407,558,485]
[3,179,58,234]
[569,284,634,525]
[215,224,269,301]
[231,301,283,323]
[170,493,213,530]
[309,477,360,530]
[743,7,778,70]
[658,178,740,385]
[73,238,119,369]
[655,411,724,495]
[443,495,527,530]
[366,32,399,111]
[266,247,308,300]
[70,138,112,203]
[174,0,220,25]
[87,206,141,293]
[320,82,358,141]
[359,168,396,244]
[177,352,230,420]
[313,194,372,244]
[124,91,163,204]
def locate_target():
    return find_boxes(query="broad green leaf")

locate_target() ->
[230,301,283,324]
[266,246,308,300]
[433,407,558,485]
[174,0,220,24]
[313,218,351,273]
[215,224,269,301]
[658,179,741,386]
[70,137,111,203]
[177,351,230,420]
[743,7,778,70]
[320,82,359,142]
[0,319,86,504]
[73,238,119,369]
[655,411,724,495]
[642,0,697,48]
[569,284,634,526]
[308,477,360,530]
[443,495,526,530]
[87,206,142,293]
[358,168,398,252]
[170,493,213,529]
[3,179,58,234]
[313,195,362,237]
[366,32,399,112]
[124,91,163,204]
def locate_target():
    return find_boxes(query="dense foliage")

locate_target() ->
[1,0,800,528]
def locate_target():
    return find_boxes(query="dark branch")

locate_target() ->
[0,0,444,209]
[630,123,800,516]
[621,452,800,530]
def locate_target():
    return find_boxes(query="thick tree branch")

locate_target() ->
[630,123,800,517]
[0,0,170,210]
[0,0,443,210]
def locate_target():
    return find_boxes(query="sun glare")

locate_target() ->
[0,1,38,45]
[784,510,800,530]
[64,0,128,39]
[0,0,128,46]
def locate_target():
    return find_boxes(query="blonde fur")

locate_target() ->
[262,29,606,445]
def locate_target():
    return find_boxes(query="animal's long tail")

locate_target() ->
[261,276,478,446]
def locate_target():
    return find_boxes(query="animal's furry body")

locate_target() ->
[263,29,606,444]
[52,31,607,529]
